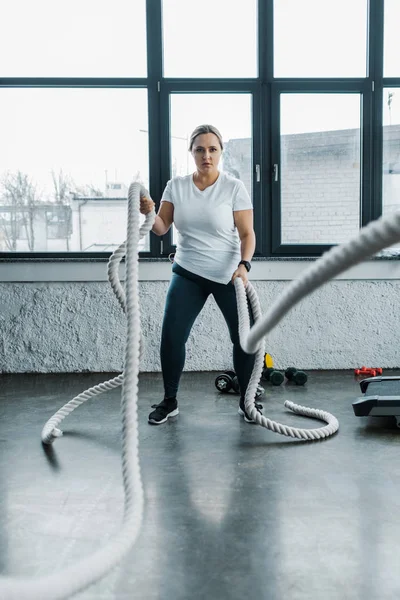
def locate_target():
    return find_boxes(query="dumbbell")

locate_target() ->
[215,371,264,397]
[261,367,284,386]
[262,352,284,386]
[215,371,240,393]
[285,367,308,386]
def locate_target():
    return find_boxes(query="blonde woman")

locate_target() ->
[140,124,262,425]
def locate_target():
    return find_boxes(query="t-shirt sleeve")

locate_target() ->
[233,180,253,211]
[161,179,174,204]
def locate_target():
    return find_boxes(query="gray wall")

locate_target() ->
[1,278,398,373]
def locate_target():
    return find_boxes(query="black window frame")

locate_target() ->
[0,0,396,261]
[270,79,371,255]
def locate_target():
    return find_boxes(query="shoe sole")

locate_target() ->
[148,408,179,425]
[238,407,257,424]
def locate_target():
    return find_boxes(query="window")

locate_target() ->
[0,0,147,77]
[1,1,398,260]
[278,93,361,245]
[274,0,368,78]
[0,88,149,253]
[382,88,400,217]
[384,0,400,77]
[162,0,258,78]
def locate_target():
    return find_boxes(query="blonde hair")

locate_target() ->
[188,124,224,151]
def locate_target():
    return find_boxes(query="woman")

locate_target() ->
[140,124,262,425]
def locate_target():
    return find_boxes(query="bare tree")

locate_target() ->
[51,169,74,203]
[0,171,38,251]
[51,169,74,250]
[74,183,104,197]
[52,169,105,200]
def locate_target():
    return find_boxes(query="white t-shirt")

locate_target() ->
[161,171,253,284]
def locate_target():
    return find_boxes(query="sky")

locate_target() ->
[1,0,399,199]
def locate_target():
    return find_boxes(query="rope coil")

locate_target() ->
[2,182,400,598]
[235,278,339,440]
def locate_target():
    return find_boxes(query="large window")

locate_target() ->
[279,93,361,245]
[0,88,149,253]
[0,0,147,77]
[274,0,368,78]
[1,0,398,259]
[384,0,400,78]
[382,88,400,216]
[162,0,258,78]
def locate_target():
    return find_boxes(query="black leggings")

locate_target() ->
[161,262,255,399]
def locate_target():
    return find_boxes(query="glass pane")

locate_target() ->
[0,0,146,77]
[274,0,367,77]
[384,0,400,77]
[0,88,149,253]
[382,88,400,226]
[169,93,253,245]
[280,94,361,244]
[162,0,257,78]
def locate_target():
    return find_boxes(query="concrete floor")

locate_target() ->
[1,370,400,600]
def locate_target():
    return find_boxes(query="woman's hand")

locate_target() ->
[140,195,155,215]
[231,264,248,287]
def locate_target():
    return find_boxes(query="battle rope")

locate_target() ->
[234,279,339,439]
[41,234,145,446]
[1,183,154,599]
[235,209,400,436]
[2,181,400,598]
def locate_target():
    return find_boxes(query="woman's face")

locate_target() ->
[191,133,222,175]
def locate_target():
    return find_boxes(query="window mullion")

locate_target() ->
[145,0,163,256]
[369,0,384,222]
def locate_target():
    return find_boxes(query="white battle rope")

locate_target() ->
[1,183,154,599]
[2,181,400,598]
[235,209,400,437]
[235,279,339,439]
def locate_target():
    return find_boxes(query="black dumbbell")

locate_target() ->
[215,370,240,393]
[225,371,240,393]
[262,367,284,386]
[285,367,308,386]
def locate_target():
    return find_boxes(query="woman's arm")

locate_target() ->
[152,201,174,236]
[231,209,255,285]
[140,196,174,236]
[234,209,255,261]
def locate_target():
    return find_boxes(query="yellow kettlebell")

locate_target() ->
[264,353,274,369]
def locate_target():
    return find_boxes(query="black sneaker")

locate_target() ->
[148,398,179,425]
[238,397,263,424]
